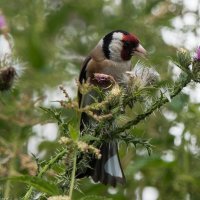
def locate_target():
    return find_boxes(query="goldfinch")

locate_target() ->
[78,30,147,187]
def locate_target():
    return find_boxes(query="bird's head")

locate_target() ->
[92,30,147,62]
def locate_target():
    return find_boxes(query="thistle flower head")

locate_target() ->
[192,46,200,79]
[0,11,8,34]
[0,66,16,91]
[0,53,24,91]
[0,14,6,29]
[92,73,116,88]
[176,48,191,71]
[0,34,24,91]
[194,46,200,61]
[123,62,160,90]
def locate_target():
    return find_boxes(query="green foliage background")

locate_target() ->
[0,0,200,199]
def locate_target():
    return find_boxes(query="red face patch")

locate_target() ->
[122,33,139,45]
[121,33,139,61]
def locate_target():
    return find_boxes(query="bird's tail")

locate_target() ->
[76,141,125,187]
[92,141,126,187]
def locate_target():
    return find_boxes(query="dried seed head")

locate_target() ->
[19,154,37,176]
[48,196,71,200]
[58,137,72,145]
[77,141,89,152]
[124,62,160,89]
[59,85,70,99]
[110,85,121,96]
[179,48,187,54]
[88,145,101,159]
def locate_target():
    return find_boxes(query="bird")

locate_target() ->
[77,30,147,187]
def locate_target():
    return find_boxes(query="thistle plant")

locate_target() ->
[6,46,197,200]
[0,43,199,199]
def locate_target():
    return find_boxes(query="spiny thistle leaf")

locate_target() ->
[0,176,60,195]
[81,134,99,142]
[40,107,63,124]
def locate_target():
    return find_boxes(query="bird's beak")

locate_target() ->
[133,44,147,58]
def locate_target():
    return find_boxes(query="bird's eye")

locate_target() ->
[124,41,131,47]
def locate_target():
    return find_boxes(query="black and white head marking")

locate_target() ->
[101,30,140,62]
[102,30,127,62]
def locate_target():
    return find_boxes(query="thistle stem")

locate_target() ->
[4,134,19,199]
[69,151,77,199]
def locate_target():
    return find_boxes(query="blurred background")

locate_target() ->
[0,0,200,199]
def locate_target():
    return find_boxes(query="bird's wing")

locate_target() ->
[78,56,92,107]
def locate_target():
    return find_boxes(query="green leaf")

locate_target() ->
[68,124,79,141]
[0,176,60,195]
[40,107,62,124]
[80,195,112,200]
[81,135,99,142]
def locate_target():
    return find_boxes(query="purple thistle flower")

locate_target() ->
[0,14,6,30]
[91,73,116,88]
[194,46,200,61]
